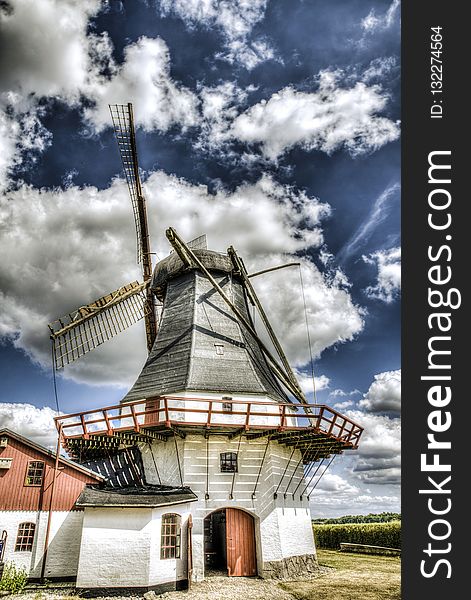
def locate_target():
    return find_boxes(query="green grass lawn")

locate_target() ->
[279,549,401,600]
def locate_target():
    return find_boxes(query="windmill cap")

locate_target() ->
[152,248,233,292]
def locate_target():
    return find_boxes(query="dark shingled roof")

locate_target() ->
[121,253,289,404]
[76,484,198,508]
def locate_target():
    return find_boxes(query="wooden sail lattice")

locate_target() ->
[49,281,149,368]
[109,103,145,265]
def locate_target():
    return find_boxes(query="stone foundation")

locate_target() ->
[261,554,319,580]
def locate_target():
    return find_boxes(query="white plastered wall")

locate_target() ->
[76,504,194,590]
[140,416,315,582]
[0,510,84,578]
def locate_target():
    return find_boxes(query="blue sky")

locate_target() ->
[0,0,401,517]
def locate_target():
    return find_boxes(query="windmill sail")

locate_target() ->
[49,281,149,368]
[109,103,157,351]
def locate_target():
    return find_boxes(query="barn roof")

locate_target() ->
[76,484,198,508]
[0,428,103,481]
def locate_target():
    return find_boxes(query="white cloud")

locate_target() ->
[0,172,364,387]
[83,36,200,133]
[0,403,60,450]
[347,410,401,485]
[0,0,104,186]
[359,369,401,414]
[230,70,400,160]
[0,2,199,185]
[0,0,103,102]
[363,246,401,303]
[362,56,398,83]
[159,0,274,69]
[329,388,361,398]
[361,0,400,33]
[337,182,400,263]
[295,372,330,396]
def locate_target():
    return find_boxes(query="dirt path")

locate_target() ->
[159,575,299,600]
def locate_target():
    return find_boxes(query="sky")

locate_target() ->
[0,0,401,518]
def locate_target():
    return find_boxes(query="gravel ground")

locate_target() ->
[3,569,330,600]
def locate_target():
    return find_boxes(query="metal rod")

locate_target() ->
[40,424,62,581]
[291,448,321,497]
[148,442,162,485]
[228,247,305,401]
[274,445,297,499]
[248,262,301,278]
[229,433,243,500]
[300,457,325,500]
[205,437,210,500]
[174,432,183,488]
[252,436,271,499]
[307,454,337,499]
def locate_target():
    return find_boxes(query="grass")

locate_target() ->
[279,549,401,600]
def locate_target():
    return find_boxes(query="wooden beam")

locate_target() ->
[165,227,306,403]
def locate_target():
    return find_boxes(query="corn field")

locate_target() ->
[313,521,401,550]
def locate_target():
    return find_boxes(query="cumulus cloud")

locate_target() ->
[359,369,401,414]
[83,36,200,133]
[309,468,399,517]
[229,69,400,160]
[0,172,364,387]
[159,0,274,69]
[295,372,330,396]
[0,403,59,449]
[347,410,401,485]
[0,0,102,185]
[363,246,401,303]
[0,2,199,185]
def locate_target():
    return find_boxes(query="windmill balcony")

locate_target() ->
[54,396,363,462]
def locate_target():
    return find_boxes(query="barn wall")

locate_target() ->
[0,436,98,511]
[0,510,84,578]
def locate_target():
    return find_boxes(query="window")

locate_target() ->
[220,452,238,473]
[24,461,45,486]
[222,396,233,413]
[214,343,224,355]
[161,514,181,559]
[15,523,36,552]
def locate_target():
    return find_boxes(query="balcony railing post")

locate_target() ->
[130,404,140,433]
[207,400,212,429]
[80,414,89,440]
[164,396,170,428]
[245,403,251,430]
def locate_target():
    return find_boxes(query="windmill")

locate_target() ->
[47,104,363,590]
[48,103,308,406]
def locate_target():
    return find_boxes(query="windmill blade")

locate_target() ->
[48,281,150,369]
[109,103,157,352]
[109,103,146,265]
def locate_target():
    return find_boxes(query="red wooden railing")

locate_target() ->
[54,396,363,448]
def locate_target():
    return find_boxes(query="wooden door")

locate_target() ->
[226,508,257,577]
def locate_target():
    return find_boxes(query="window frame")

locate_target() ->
[24,460,45,487]
[220,451,238,473]
[15,522,36,552]
[160,513,181,560]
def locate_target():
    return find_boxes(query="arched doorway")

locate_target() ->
[204,508,257,577]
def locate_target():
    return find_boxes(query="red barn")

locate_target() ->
[0,428,102,580]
